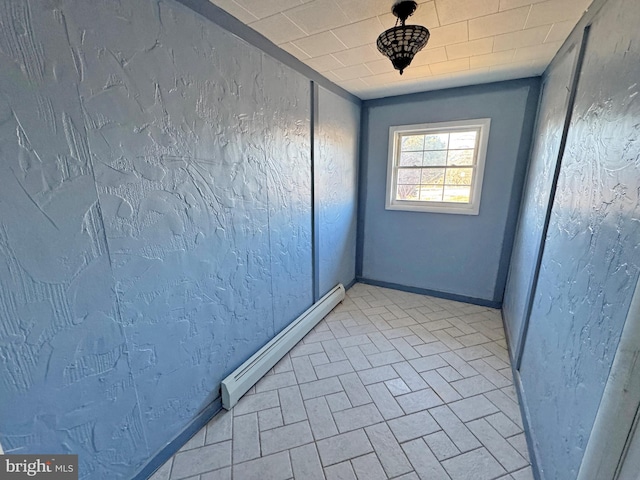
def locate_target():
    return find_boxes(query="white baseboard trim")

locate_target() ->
[221,283,345,410]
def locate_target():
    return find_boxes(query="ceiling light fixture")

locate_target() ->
[376,0,430,75]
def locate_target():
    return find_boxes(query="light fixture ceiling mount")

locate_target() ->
[376,0,430,75]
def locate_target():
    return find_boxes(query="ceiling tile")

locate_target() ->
[358,78,425,99]
[365,58,396,75]
[284,0,351,35]
[514,41,562,60]
[464,66,492,76]
[498,0,548,11]
[209,0,589,99]
[468,6,530,39]
[525,0,589,28]
[424,21,469,49]
[321,70,342,82]
[337,78,369,91]
[484,63,515,74]
[335,0,392,23]
[331,17,384,49]
[493,25,551,52]
[278,41,312,58]
[434,0,499,25]
[333,63,374,80]
[209,0,259,23]
[435,68,492,86]
[304,54,344,71]
[359,75,383,87]
[412,1,440,27]
[402,64,434,79]
[363,71,407,86]
[250,13,308,44]
[470,49,516,68]
[347,86,370,95]
[379,1,440,30]
[233,0,303,20]
[429,57,470,75]
[544,20,576,43]
[425,73,453,83]
[414,75,459,91]
[332,45,382,65]
[292,30,347,57]
[446,38,494,60]
[411,46,449,66]
[490,61,545,77]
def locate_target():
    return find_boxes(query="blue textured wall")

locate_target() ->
[359,79,540,303]
[0,0,362,477]
[513,0,640,478]
[502,44,578,349]
[316,86,360,297]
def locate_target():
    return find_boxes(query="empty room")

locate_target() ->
[0,0,638,479]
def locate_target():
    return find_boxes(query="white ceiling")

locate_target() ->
[209,0,593,99]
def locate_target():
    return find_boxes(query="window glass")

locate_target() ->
[386,119,490,215]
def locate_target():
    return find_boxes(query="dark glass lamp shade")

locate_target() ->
[377,24,430,75]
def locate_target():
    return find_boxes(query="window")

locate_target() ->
[386,118,491,215]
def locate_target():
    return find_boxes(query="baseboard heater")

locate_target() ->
[221,283,346,410]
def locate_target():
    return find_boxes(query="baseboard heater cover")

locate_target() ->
[221,283,346,410]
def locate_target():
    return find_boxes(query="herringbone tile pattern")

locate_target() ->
[150,284,533,480]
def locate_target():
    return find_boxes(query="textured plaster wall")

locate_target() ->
[316,86,360,297]
[359,79,540,303]
[502,43,578,348]
[515,0,640,478]
[0,0,340,477]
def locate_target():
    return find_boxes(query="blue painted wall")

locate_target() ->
[0,0,358,478]
[359,79,540,304]
[502,43,579,351]
[316,86,360,297]
[511,0,640,477]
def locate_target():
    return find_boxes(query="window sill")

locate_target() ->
[385,201,480,215]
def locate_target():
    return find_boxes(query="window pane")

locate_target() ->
[423,150,447,166]
[424,133,449,150]
[396,184,420,200]
[397,168,421,184]
[388,120,489,212]
[399,151,423,166]
[422,168,445,185]
[443,186,471,203]
[449,131,477,150]
[445,167,473,185]
[420,185,444,201]
[401,135,424,151]
[447,149,475,166]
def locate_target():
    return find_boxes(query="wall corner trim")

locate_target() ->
[357,277,502,309]
[133,398,223,480]
[576,275,640,480]
[511,369,544,480]
[514,25,591,370]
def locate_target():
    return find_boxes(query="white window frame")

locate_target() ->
[385,118,491,215]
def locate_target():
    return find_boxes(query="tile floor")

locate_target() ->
[149,283,533,480]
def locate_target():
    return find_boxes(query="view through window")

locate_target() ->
[386,119,490,214]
